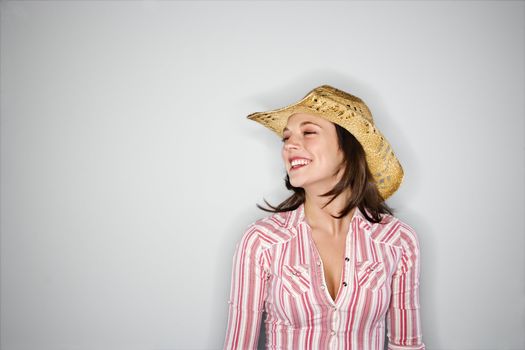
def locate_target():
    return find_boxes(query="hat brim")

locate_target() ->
[247,86,404,200]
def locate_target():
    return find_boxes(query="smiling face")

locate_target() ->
[281,113,345,192]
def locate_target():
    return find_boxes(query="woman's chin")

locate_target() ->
[289,178,307,189]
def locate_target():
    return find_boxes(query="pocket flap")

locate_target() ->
[356,260,386,291]
[281,264,312,297]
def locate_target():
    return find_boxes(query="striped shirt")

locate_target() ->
[223,202,425,350]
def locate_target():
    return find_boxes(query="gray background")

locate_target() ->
[1,1,524,349]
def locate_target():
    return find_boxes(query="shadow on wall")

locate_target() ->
[257,315,266,349]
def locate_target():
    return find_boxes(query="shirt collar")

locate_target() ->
[285,202,371,230]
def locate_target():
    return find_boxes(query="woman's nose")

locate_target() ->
[284,137,300,150]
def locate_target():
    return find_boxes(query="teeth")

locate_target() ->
[291,159,311,167]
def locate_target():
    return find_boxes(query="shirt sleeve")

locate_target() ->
[223,224,269,350]
[386,223,425,350]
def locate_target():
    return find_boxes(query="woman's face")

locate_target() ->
[281,113,345,191]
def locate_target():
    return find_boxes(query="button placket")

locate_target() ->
[306,220,354,307]
[312,248,333,303]
[332,303,341,337]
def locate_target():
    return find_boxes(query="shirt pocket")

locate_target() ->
[280,264,312,298]
[355,260,387,292]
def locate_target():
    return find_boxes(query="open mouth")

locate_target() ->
[290,159,311,171]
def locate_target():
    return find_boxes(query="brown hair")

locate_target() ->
[256,123,394,224]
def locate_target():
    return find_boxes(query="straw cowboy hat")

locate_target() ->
[246,84,404,200]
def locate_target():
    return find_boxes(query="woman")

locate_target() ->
[223,85,425,350]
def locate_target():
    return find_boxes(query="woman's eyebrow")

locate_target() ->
[283,121,321,132]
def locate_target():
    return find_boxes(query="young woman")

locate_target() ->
[223,85,425,350]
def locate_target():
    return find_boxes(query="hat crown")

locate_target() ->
[304,85,374,124]
[245,84,404,200]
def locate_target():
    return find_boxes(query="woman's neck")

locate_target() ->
[303,191,355,238]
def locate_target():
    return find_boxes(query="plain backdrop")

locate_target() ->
[1,1,524,350]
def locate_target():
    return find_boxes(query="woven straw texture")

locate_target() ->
[247,85,404,200]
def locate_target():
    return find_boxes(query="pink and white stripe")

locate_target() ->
[223,203,425,349]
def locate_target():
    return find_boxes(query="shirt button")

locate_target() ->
[345,257,350,262]
[343,282,348,287]
[330,330,336,336]
[320,285,326,290]
[316,261,321,266]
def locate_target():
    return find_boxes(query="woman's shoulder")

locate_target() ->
[252,209,292,229]
[238,208,299,248]
[367,211,420,248]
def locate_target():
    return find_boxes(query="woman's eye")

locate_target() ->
[304,131,316,135]
[281,136,289,143]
